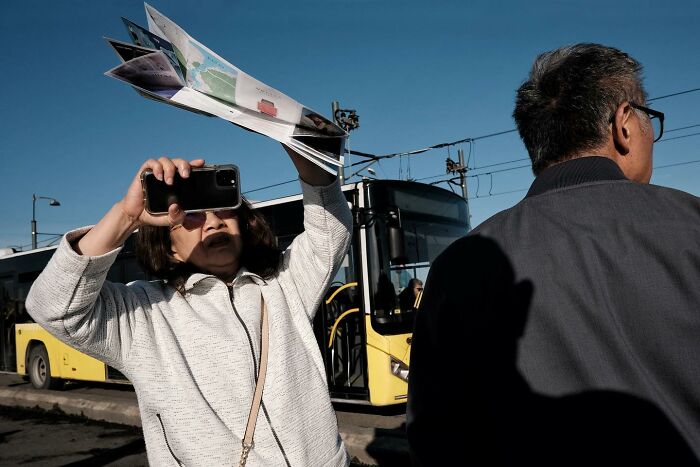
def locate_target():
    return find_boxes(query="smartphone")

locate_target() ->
[141,164,241,215]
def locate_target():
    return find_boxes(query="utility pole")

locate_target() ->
[458,148,472,230]
[457,149,468,200]
[331,101,360,184]
[331,101,343,183]
[446,149,472,230]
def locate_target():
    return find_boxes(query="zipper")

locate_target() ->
[156,413,183,466]
[228,286,292,467]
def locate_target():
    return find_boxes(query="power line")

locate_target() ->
[434,157,700,199]
[13,234,62,251]
[460,121,700,177]
[657,131,700,143]
[245,127,700,196]
[417,157,531,182]
[243,178,297,195]
[469,163,532,178]
[402,120,700,184]
[346,87,700,162]
[346,128,518,162]
[664,123,700,134]
[469,187,529,200]
[242,87,700,196]
[654,159,700,170]
[648,88,700,102]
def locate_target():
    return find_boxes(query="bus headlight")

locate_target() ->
[390,356,409,382]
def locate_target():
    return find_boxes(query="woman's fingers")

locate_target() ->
[126,157,207,226]
[159,157,177,185]
[167,202,185,226]
[171,158,205,178]
[142,158,163,181]
[171,158,191,179]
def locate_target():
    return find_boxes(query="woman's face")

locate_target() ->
[169,210,243,281]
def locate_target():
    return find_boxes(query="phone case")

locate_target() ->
[141,164,241,215]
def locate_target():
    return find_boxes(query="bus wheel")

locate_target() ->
[28,345,63,390]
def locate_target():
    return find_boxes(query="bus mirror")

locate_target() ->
[387,207,406,264]
[386,208,406,264]
[388,224,407,264]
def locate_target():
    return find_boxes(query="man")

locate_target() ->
[399,278,424,312]
[407,44,700,466]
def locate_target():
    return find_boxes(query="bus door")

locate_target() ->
[315,241,369,402]
[0,275,17,372]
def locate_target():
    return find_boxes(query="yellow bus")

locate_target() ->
[0,179,469,405]
[0,239,143,389]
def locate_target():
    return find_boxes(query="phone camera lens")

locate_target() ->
[216,169,236,186]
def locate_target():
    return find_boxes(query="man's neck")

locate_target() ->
[526,156,627,198]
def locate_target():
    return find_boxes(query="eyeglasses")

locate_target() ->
[630,102,664,142]
[170,209,237,231]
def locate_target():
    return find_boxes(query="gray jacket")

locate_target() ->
[27,180,352,466]
[408,157,700,465]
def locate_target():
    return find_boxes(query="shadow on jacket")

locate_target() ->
[407,235,697,466]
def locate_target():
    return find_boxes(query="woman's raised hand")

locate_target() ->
[74,157,204,256]
[282,144,335,187]
[121,157,205,227]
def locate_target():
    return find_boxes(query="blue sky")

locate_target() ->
[1,0,699,249]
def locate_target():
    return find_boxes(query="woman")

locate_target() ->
[26,147,352,466]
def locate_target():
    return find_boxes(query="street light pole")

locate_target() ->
[32,194,61,249]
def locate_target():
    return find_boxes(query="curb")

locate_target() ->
[0,380,408,466]
[0,385,141,427]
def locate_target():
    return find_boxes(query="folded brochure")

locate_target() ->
[104,3,346,175]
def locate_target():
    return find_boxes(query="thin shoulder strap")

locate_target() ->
[239,294,269,467]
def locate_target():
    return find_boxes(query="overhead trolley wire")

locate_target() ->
[648,88,700,102]
[244,87,700,195]
[658,131,700,143]
[664,123,700,134]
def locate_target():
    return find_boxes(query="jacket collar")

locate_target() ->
[183,266,266,291]
[526,156,628,198]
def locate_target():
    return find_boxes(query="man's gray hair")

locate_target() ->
[513,43,647,175]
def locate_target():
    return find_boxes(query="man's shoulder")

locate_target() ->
[644,182,700,203]
[435,219,515,271]
[469,202,524,238]
[468,181,699,245]
[542,178,698,206]
[589,181,700,219]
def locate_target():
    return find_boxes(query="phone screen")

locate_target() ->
[142,165,241,214]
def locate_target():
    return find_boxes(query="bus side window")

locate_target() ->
[331,253,354,286]
[124,257,147,282]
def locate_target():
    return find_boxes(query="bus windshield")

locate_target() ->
[366,182,469,335]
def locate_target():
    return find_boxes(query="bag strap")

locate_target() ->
[239,294,269,467]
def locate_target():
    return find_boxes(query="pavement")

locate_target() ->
[0,373,409,466]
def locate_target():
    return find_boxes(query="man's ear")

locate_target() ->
[612,101,633,155]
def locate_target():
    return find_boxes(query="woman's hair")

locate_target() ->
[135,198,280,291]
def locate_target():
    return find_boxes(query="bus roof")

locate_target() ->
[251,181,361,209]
[0,244,58,261]
[2,180,466,252]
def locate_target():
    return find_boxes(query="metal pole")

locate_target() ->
[332,101,344,184]
[457,149,472,230]
[31,194,37,249]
